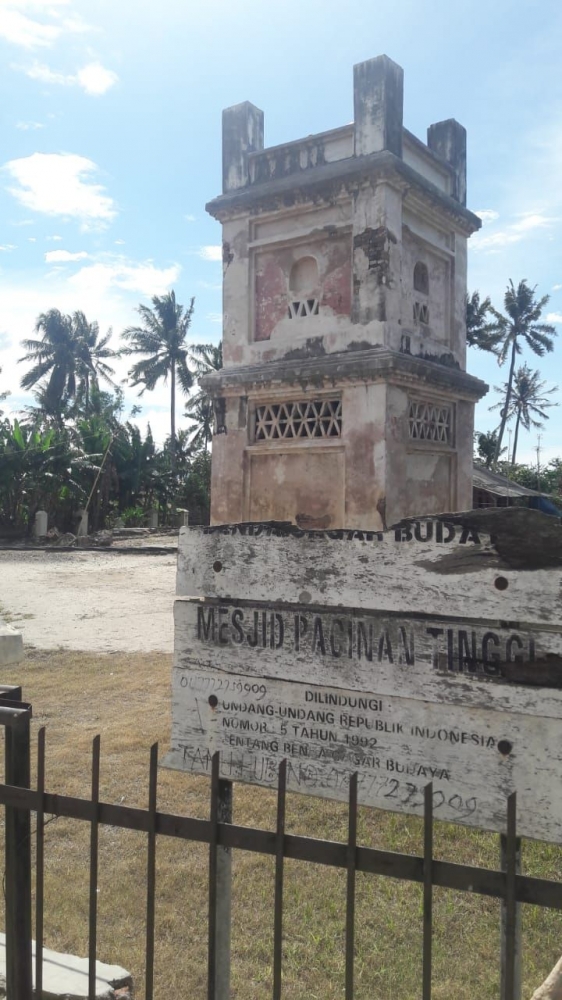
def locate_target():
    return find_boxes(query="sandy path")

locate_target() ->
[0,550,177,652]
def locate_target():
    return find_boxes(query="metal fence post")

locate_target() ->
[208,757,232,1000]
[1,690,33,1000]
[500,821,522,1000]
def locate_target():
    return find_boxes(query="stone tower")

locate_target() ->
[203,54,488,530]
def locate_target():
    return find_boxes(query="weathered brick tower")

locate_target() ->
[203,54,487,529]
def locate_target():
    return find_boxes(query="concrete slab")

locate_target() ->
[0,621,23,666]
[0,933,131,998]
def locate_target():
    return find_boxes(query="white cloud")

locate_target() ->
[0,1,89,50]
[198,245,222,262]
[475,209,499,223]
[45,249,89,263]
[0,8,60,48]
[114,239,125,245]
[471,230,523,252]
[46,234,62,241]
[16,120,44,130]
[4,153,117,226]
[512,213,556,232]
[24,61,69,85]
[546,313,562,324]
[198,279,222,291]
[184,214,196,223]
[23,60,118,96]
[27,237,36,242]
[0,245,16,252]
[471,212,556,254]
[74,63,118,96]
[553,284,562,291]
[206,312,222,324]
[68,257,181,299]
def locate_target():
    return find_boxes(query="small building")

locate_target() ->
[473,464,558,511]
[203,54,488,528]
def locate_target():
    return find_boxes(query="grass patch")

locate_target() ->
[0,600,34,624]
[1,650,562,999]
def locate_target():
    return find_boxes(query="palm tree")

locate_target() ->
[122,291,194,473]
[490,280,556,467]
[72,312,117,414]
[18,309,117,423]
[184,394,214,451]
[474,430,506,468]
[190,342,223,378]
[20,386,72,428]
[19,309,78,422]
[492,365,558,465]
[0,367,9,416]
[184,341,222,451]
[465,291,502,353]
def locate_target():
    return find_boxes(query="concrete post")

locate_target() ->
[353,54,404,158]
[148,509,159,529]
[76,509,88,537]
[427,118,467,205]
[222,101,264,192]
[33,510,48,539]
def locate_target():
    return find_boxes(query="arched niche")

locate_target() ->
[289,256,319,294]
[413,261,429,296]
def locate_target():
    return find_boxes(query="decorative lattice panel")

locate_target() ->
[255,399,342,441]
[408,400,452,444]
[287,299,320,319]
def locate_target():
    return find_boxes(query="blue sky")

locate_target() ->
[1,0,561,465]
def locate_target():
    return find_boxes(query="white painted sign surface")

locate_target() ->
[176,515,562,625]
[165,511,562,841]
[174,599,562,719]
[165,664,562,841]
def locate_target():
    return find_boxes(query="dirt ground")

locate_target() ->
[0,540,177,652]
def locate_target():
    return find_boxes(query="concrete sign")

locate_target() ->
[165,509,562,841]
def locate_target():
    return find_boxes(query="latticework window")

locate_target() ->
[413,301,429,325]
[255,399,342,441]
[287,299,320,319]
[408,400,452,444]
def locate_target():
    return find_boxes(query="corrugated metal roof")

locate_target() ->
[473,464,547,498]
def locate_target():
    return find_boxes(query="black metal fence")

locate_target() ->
[2,685,562,1000]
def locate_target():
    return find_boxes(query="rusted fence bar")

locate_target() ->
[2,690,33,1000]
[208,753,233,1000]
[273,759,287,1000]
[2,778,562,908]
[36,727,46,1000]
[501,794,521,1000]
[345,772,358,1000]
[88,736,101,1000]
[145,743,158,1000]
[422,782,433,1000]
